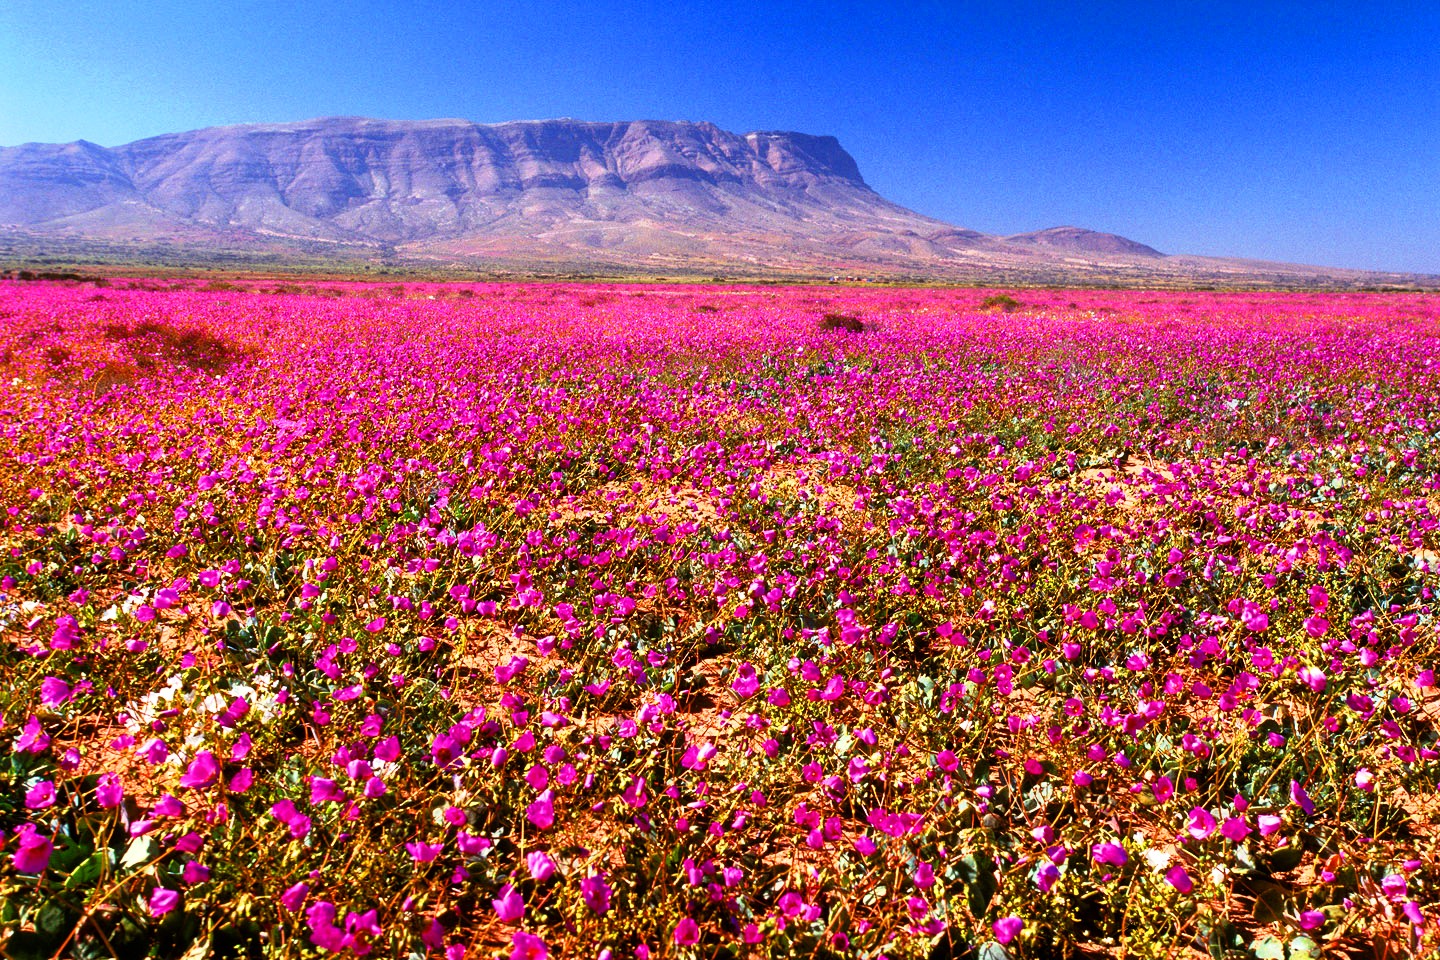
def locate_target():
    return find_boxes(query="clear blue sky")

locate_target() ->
[2,0,1437,272]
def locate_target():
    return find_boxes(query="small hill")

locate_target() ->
[1004,226,1164,258]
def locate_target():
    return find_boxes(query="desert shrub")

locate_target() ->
[99,320,250,372]
[981,293,1022,312]
[820,311,864,331]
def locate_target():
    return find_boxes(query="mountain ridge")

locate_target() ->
[1,117,1432,287]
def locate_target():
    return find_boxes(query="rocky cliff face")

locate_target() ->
[0,118,919,246]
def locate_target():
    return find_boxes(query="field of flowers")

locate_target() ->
[0,279,1437,960]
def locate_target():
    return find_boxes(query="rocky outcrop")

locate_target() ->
[0,118,909,245]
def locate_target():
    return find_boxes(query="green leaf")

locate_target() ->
[1250,935,1285,960]
[35,901,72,938]
[4,931,59,960]
[957,853,998,919]
[1249,880,1288,924]
[63,851,105,890]
[48,838,90,874]
[73,939,113,960]
[1286,936,1319,960]
[120,835,160,871]
[977,943,1010,960]
[1263,845,1304,874]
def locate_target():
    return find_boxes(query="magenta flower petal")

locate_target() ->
[1186,807,1217,839]
[993,916,1023,944]
[1219,817,1251,843]
[492,884,524,923]
[149,888,181,917]
[1166,865,1194,894]
[509,930,548,960]
[1091,842,1127,867]
[526,790,555,830]
[10,825,53,874]
[673,917,700,945]
[179,750,219,789]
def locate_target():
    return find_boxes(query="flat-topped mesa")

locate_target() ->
[0,118,886,243]
[130,117,869,187]
[744,130,867,186]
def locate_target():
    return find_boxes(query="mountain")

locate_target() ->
[0,117,1431,287]
[1004,226,1163,258]
[0,118,937,248]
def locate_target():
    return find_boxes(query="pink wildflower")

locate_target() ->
[673,917,700,945]
[149,888,181,917]
[492,884,524,923]
[993,916,1023,944]
[510,931,547,960]
[1091,842,1127,867]
[10,825,52,873]
[1166,865,1194,893]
